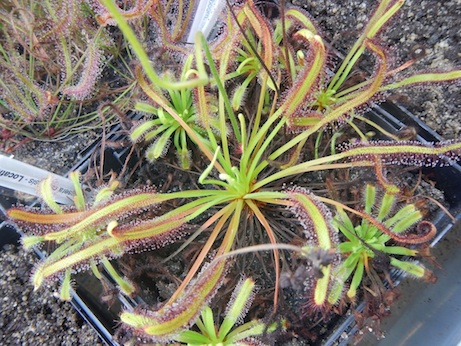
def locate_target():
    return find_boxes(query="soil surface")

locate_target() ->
[1,1,460,345]
[0,244,103,346]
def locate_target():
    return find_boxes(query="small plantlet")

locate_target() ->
[130,56,220,169]
[174,277,285,345]
[328,184,436,304]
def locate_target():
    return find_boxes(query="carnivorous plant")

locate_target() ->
[7,0,461,343]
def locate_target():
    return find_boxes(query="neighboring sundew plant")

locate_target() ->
[328,184,436,304]
[282,1,461,141]
[122,276,285,345]
[130,55,220,169]
[0,0,133,144]
[8,172,139,300]
[7,0,461,343]
[174,278,285,345]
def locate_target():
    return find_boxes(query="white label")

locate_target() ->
[0,155,76,204]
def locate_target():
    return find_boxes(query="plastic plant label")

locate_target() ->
[187,0,226,43]
[0,154,76,204]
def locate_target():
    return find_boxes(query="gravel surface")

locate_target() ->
[11,131,101,175]
[0,244,103,346]
[1,1,460,345]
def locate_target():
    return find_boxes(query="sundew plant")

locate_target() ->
[7,0,461,343]
[0,0,135,146]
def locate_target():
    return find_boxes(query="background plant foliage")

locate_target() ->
[0,0,135,145]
